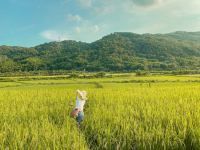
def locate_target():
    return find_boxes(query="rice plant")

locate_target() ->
[0,76,200,150]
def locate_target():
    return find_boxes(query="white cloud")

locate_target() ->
[41,30,68,41]
[75,27,81,33]
[69,24,106,43]
[91,25,100,33]
[73,24,101,34]
[67,14,82,22]
[77,0,92,7]
[75,0,120,15]
[130,0,164,7]
[44,0,200,43]
[94,5,115,15]
[164,0,200,16]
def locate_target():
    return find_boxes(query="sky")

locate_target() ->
[0,0,200,47]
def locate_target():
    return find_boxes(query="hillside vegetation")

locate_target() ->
[1,31,200,73]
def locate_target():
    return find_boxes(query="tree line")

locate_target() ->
[1,32,200,73]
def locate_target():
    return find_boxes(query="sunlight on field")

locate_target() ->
[0,75,200,149]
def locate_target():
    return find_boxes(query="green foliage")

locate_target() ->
[24,57,43,71]
[94,72,106,78]
[0,59,19,72]
[135,70,150,76]
[68,72,80,78]
[1,31,200,73]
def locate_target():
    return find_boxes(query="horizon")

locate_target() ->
[1,0,200,47]
[0,30,200,47]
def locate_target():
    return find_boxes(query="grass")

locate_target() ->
[0,74,200,149]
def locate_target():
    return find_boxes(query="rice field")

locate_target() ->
[0,75,200,150]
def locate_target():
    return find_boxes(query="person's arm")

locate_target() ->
[76,89,80,94]
[76,89,81,100]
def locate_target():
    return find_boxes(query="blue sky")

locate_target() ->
[0,0,200,47]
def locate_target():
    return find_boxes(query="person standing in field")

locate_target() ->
[70,90,87,125]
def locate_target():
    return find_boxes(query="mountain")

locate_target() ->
[166,31,200,41]
[1,31,200,73]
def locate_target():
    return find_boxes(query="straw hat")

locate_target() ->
[77,90,88,100]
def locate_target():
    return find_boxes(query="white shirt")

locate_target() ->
[75,97,86,111]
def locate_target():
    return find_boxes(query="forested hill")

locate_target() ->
[1,31,200,73]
